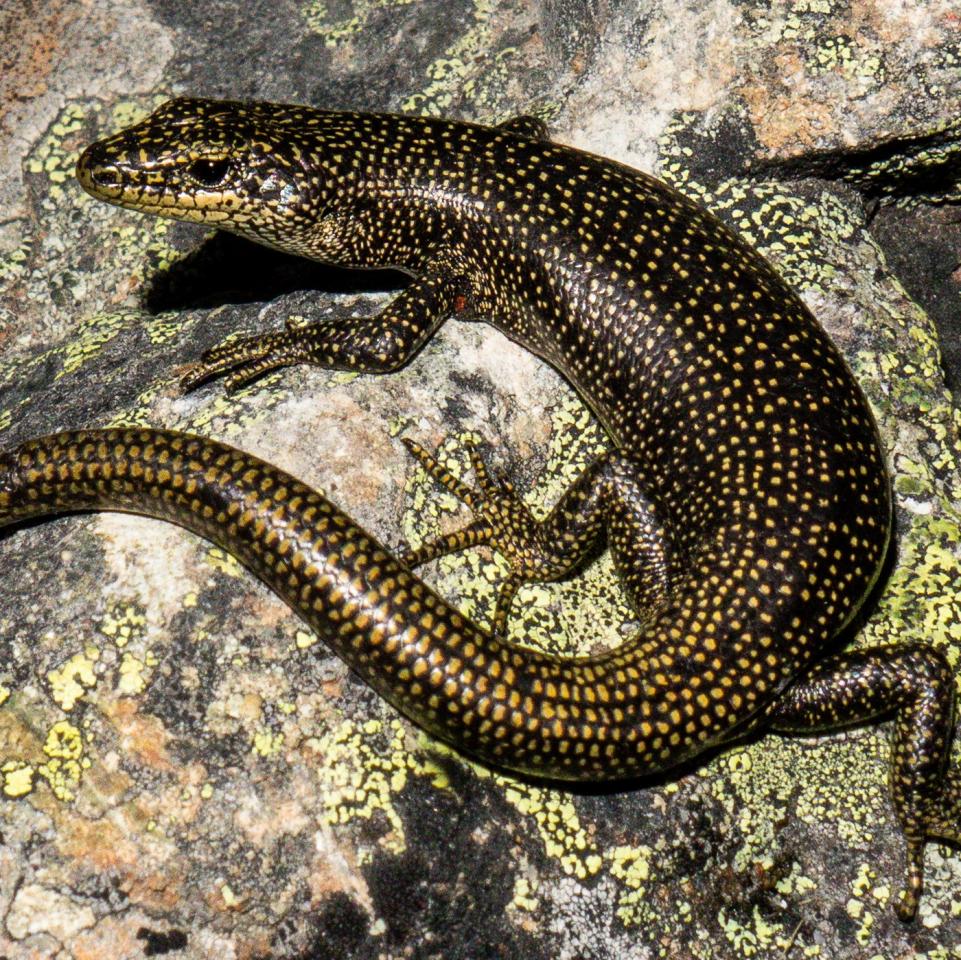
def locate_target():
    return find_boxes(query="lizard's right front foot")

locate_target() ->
[181,316,329,393]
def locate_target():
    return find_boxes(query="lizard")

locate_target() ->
[0,97,956,918]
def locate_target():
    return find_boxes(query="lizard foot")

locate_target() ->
[399,438,564,636]
[897,765,961,921]
[181,316,327,393]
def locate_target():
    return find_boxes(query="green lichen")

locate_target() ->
[109,96,162,131]
[305,0,531,120]
[838,117,961,208]
[310,717,449,854]
[100,603,148,650]
[105,380,170,429]
[806,34,886,85]
[498,778,603,879]
[294,629,320,651]
[304,0,418,47]
[101,603,154,696]
[660,116,865,296]
[24,102,88,186]
[870,515,961,658]
[0,234,32,285]
[143,309,191,346]
[1,595,162,801]
[401,0,520,117]
[718,905,793,957]
[608,844,656,925]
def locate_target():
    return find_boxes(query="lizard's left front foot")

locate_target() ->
[400,438,567,635]
[181,269,466,394]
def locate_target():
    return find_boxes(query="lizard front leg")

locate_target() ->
[182,267,467,392]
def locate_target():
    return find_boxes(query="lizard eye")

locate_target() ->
[187,157,232,187]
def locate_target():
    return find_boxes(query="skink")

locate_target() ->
[1,98,956,918]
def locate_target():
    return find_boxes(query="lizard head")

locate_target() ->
[76,97,341,258]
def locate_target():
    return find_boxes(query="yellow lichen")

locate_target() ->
[100,603,147,649]
[38,721,88,802]
[55,311,137,378]
[2,760,35,798]
[48,649,99,711]
[311,717,449,854]
[252,729,285,757]
[499,779,602,879]
[206,546,243,577]
[305,0,417,47]
[295,629,319,650]
[509,875,539,913]
[608,844,655,925]
[24,102,87,184]
[117,653,147,696]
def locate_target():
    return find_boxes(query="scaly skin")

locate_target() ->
[1,98,956,917]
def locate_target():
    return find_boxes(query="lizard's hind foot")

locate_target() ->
[399,438,570,636]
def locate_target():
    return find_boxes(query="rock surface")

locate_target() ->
[1,1,960,958]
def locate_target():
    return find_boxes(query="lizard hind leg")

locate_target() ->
[398,437,551,637]
[902,760,961,921]
[767,643,960,921]
[399,438,681,637]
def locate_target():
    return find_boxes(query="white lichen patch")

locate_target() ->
[6,884,96,941]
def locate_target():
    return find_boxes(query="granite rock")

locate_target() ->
[1,2,960,958]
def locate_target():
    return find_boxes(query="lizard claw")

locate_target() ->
[181,327,311,393]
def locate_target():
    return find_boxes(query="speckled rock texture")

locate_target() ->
[1,2,960,958]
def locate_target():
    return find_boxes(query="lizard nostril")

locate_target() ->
[90,165,121,188]
[76,144,122,192]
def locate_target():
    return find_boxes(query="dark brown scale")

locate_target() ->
[0,97,954,919]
